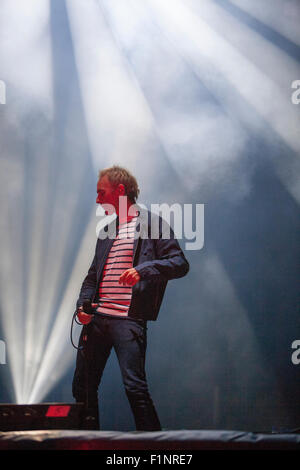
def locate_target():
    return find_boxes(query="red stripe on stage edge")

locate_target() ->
[46,405,71,418]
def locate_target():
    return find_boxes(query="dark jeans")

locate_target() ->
[72,315,161,431]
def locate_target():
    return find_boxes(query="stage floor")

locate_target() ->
[0,429,299,450]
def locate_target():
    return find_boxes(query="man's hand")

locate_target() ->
[119,268,141,286]
[77,303,98,325]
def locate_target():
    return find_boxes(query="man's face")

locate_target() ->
[96,175,121,212]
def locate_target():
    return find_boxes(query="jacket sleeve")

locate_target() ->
[135,225,189,281]
[76,251,98,309]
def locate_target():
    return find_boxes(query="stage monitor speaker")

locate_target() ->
[0,403,85,432]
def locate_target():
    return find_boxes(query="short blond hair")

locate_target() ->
[99,165,140,203]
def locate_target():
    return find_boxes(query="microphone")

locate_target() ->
[80,300,94,346]
[82,299,94,315]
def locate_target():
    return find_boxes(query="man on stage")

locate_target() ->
[72,165,189,430]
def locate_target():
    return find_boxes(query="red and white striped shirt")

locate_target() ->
[97,216,137,317]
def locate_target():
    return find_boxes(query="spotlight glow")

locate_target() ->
[66,0,154,172]
[146,0,300,201]
[28,214,97,404]
[0,0,53,403]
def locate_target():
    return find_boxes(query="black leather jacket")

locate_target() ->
[76,207,189,321]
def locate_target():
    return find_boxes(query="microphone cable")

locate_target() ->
[70,309,84,350]
[70,299,96,350]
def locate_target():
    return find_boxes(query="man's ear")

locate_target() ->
[118,183,126,195]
